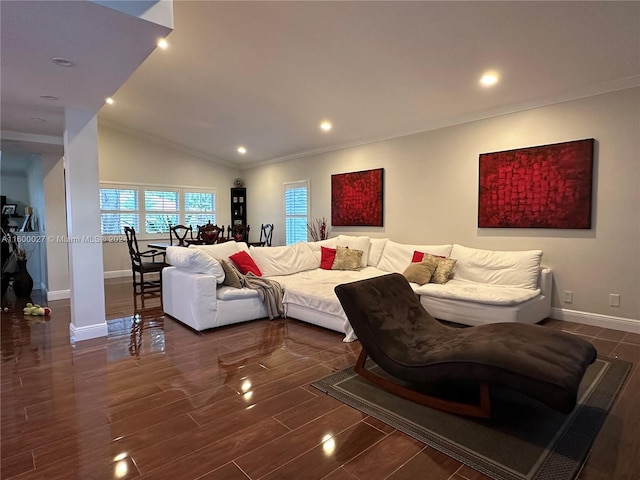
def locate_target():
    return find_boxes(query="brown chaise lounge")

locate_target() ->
[334,273,597,419]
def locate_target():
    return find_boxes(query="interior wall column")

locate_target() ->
[63,108,107,342]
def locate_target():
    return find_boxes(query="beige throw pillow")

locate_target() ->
[424,253,457,284]
[331,246,363,271]
[403,256,438,285]
[220,259,243,288]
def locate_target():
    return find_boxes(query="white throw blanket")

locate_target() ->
[237,272,285,320]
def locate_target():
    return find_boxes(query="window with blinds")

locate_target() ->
[99,187,139,234]
[99,184,216,237]
[284,181,309,245]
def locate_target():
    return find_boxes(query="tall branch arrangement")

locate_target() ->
[307,217,331,241]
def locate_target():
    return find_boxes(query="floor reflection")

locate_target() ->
[106,310,165,361]
[0,292,51,368]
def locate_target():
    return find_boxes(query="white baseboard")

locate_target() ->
[69,321,108,342]
[550,307,640,334]
[48,289,70,300]
[104,269,130,279]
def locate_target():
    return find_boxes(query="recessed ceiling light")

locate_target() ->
[105,97,114,105]
[30,117,46,122]
[320,121,332,132]
[51,57,75,67]
[480,72,499,87]
[237,146,247,154]
[39,95,58,101]
[157,39,168,49]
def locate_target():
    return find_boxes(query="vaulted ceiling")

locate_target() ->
[2,1,639,169]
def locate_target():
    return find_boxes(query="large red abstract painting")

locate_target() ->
[478,139,594,228]
[331,168,384,226]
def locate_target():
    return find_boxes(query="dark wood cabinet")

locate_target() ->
[230,188,246,226]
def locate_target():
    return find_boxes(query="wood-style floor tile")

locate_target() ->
[1,289,637,480]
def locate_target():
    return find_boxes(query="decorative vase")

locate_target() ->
[12,260,33,298]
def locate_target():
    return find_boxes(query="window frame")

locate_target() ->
[99,182,217,240]
[284,180,310,245]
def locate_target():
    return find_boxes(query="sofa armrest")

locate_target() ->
[162,266,220,330]
[539,267,553,297]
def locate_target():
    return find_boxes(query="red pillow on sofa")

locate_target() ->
[320,246,337,270]
[412,250,445,262]
[412,251,425,262]
[229,250,262,276]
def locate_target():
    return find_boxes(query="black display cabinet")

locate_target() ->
[231,188,246,226]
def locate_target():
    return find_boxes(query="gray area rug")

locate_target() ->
[312,356,630,480]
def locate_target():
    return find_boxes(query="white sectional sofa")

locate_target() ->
[162,236,552,341]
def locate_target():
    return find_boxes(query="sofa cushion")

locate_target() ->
[450,244,542,289]
[332,246,363,271]
[368,238,389,267]
[403,256,438,285]
[250,243,318,277]
[377,241,453,273]
[415,279,541,305]
[320,246,337,270]
[336,235,371,268]
[220,259,242,288]
[229,250,262,276]
[189,241,248,261]
[166,246,225,283]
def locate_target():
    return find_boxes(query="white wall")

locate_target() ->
[98,124,241,273]
[41,154,68,297]
[245,88,640,324]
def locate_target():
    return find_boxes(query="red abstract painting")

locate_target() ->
[478,139,594,228]
[332,168,384,226]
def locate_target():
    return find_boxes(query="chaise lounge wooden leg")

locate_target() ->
[354,349,491,419]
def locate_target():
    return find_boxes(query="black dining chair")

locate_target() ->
[169,224,194,247]
[124,226,169,294]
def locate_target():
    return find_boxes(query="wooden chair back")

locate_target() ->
[260,224,274,246]
[228,224,250,243]
[196,222,224,244]
[169,224,193,247]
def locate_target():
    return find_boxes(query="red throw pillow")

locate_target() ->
[412,250,445,263]
[412,251,425,263]
[229,250,262,277]
[320,246,337,270]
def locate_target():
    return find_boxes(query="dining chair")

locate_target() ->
[249,223,274,247]
[260,223,274,246]
[228,224,250,243]
[169,224,194,247]
[191,222,225,245]
[124,226,169,294]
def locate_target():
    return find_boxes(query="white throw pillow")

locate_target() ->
[166,246,225,283]
[250,243,318,277]
[376,240,453,273]
[306,238,339,263]
[367,238,389,267]
[336,235,371,268]
[450,244,542,289]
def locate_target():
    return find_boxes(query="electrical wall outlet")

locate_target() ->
[564,291,573,304]
[609,294,621,307]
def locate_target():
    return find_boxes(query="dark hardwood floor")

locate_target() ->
[1,278,638,480]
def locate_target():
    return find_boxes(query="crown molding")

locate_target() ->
[244,77,640,170]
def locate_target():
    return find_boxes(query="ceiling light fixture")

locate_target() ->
[320,121,332,132]
[237,146,247,154]
[157,39,168,49]
[105,97,114,105]
[30,117,46,122]
[51,57,75,67]
[480,72,499,87]
[39,95,58,101]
